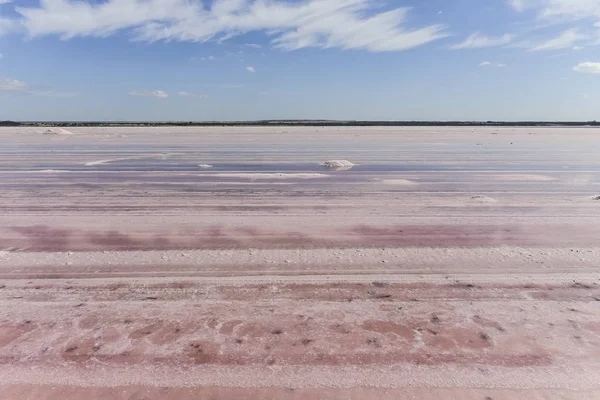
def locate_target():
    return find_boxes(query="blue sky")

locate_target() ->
[0,0,599,121]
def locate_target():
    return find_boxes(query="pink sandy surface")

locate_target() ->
[1,126,600,399]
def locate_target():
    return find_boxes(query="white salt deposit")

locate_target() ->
[321,160,355,170]
[379,179,416,185]
[43,128,74,135]
[471,195,496,202]
[198,164,214,168]
[84,153,172,166]
[211,173,328,180]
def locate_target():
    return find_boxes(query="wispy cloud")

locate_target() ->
[33,90,77,98]
[246,66,256,73]
[479,61,506,67]
[0,17,17,36]
[128,90,169,98]
[573,62,600,74]
[14,0,449,52]
[508,0,527,12]
[0,0,13,4]
[245,43,262,48]
[0,79,28,92]
[450,32,514,49]
[222,84,245,89]
[200,55,216,61]
[531,28,588,50]
[0,78,76,97]
[177,91,206,98]
[509,0,600,20]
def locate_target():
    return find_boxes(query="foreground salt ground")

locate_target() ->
[1,126,600,399]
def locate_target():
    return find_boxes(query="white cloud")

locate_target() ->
[15,0,449,52]
[595,21,600,27]
[223,84,245,88]
[0,79,29,92]
[0,17,18,36]
[532,28,588,50]
[509,0,600,20]
[128,90,169,98]
[450,32,514,49]
[177,91,206,98]
[0,0,13,4]
[479,61,506,67]
[0,79,75,97]
[573,45,584,49]
[573,61,600,73]
[508,0,527,12]
[246,66,256,72]
[245,43,261,48]
[33,90,77,98]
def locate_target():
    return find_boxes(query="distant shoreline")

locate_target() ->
[1,120,599,127]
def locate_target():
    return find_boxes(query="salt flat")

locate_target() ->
[0,126,600,399]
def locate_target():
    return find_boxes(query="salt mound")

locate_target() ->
[198,164,213,169]
[471,195,496,203]
[380,179,416,185]
[43,128,73,135]
[321,160,355,170]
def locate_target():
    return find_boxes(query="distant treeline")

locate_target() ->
[2,120,599,127]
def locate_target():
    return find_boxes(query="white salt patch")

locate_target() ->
[85,159,118,166]
[488,174,555,182]
[413,329,425,349]
[211,173,328,180]
[198,164,213,168]
[43,128,73,136]
[471,195,496,202]
[321,160,355,170]
[39,170,67,173]
[84,153,171,166]
[379,179,416,185]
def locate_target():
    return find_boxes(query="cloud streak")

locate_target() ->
[573,62,600,73]
[531,28,588,50]
[0,78,76,97]
[509,0,600,20]
[246,66,256,72]
[128,90,169,98]
[14,0,449,52]
[0,79,28,92]
[451,33,514,49]
[479,61,506,67]
[0,17,18,36]
[178,91,206,98]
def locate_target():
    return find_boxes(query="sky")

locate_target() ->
[0,0,600,121]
